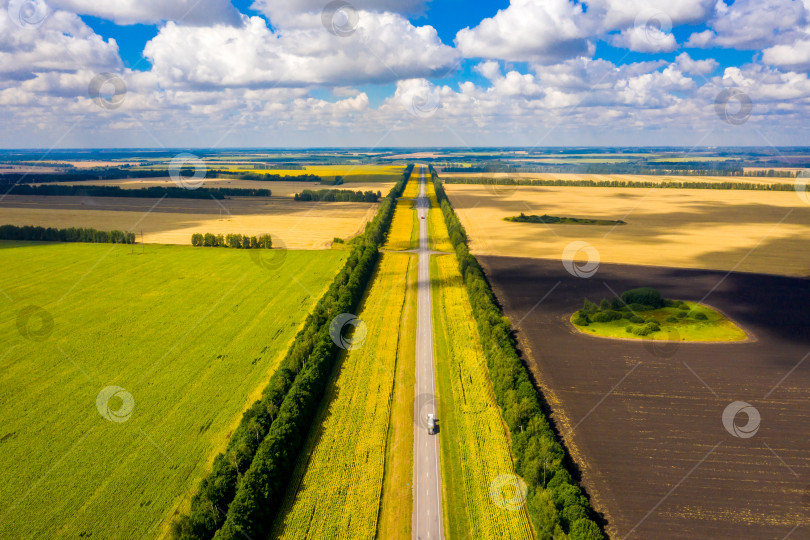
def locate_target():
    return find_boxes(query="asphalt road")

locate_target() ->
[412,165,444,540]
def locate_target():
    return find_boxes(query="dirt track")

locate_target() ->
[479,256,810,539]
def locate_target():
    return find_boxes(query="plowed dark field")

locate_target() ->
[479,256,810,539]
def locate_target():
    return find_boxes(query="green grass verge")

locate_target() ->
[571,301,747,341]
[0,241,347,539]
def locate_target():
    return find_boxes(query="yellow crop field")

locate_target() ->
[229,164,405,183]
[445,183,810,277]
[431,255,534,539]
[426,179,453,252]
[271,253,412,539]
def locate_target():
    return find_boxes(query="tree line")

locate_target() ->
[207,171,321,182]
[0,169,321,184]
[0,224,134,244]
[170,164,414,540]
[2,183,272,199]
[431,166,604,540]
[443,176,798,192]
[293,189,381,202]
[191,233,273,249]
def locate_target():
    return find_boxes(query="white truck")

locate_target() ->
[426,413,436,435]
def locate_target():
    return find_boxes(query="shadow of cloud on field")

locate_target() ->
[478,255,810,538]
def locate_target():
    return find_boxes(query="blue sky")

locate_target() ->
[2,0,809,147]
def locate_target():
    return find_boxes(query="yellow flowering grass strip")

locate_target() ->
[426,180,453,252]
[431,254,534,540]
[401,168,420,199]
[384,199,416,250]
[377,254,418,540]
[271,253,411,539]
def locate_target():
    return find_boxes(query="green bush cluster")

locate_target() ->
[171,164,413,540]
[190,233,273,249]
[0,224,134,244]
[432,172,603,540]
[293,188,381,202]
[621,287,665,309]
[626,321,660,336]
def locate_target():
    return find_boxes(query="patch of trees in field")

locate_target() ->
[190,233,273,249]
[1,183,271,199]
[432,168,604,540]
[574,287,707,336]
[505,213,625,226]
[444,176,798,192]
[171,164,414,540]
[293,189,381,202]
[0,224,134,244]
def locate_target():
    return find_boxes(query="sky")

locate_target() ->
[2,0,810,148]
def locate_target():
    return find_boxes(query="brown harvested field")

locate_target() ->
[480,256,810,539]
[440,171,793,186]
[0,195,377,248]
[39,177,394,198]
[445,184,810,277]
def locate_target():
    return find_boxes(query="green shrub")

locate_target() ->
[629,315,645,324]
[666,316,679,323]
[621,287,665,308]
[582,299,599,315]
[679,304,690,311]
[627,303,654,312]
[573,313,590,326]
[677,311,688,319]
[694,312,708,320]
[570,518,605,540]
[591,312,611,323]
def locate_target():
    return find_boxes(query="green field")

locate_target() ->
[571,301,747,342]
[0,241,346,539]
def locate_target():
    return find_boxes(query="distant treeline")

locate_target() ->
[432,166,604,539]
[1,183,271,199]
[0,169,321,184]
[170,163,414,540]
[191,233,273,248]
[293,189,381,202]
[208,171,321,182]
[442,163,805,177]
[443,176,797,192]
[0,224,134,244]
